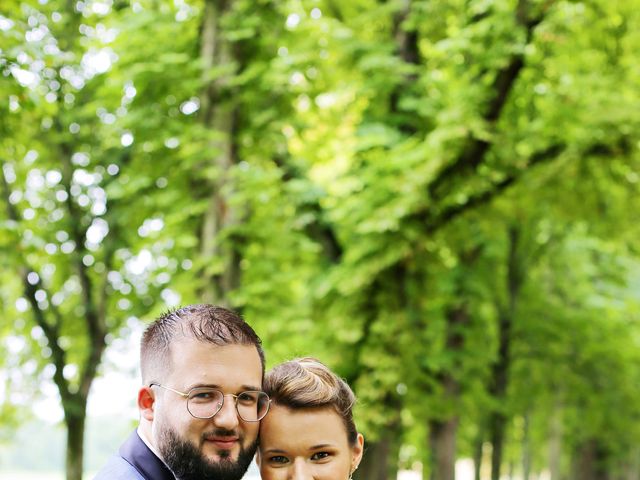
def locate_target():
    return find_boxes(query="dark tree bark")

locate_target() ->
[354,412,401,480]
[573,439,610,480]
[473,428,484,480]
[428,302,471,480]
[356,439,393,480]
[429,416,459,480]
[65,405,87,480]
[488,225,525,480]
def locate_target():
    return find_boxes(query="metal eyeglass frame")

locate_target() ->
[149,382,271,422]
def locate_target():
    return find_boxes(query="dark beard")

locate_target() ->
[159,427,258,480]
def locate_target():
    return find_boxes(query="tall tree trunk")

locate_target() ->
[473,428,484,480]
[428,301,471,480]
[548,400,563,480]
[574,440,593,479]
[623,446,640,480]
[356,440,392,480]
[198,0,240,303]
[354,422,400,480]
[353,388,401,480]
[490,408,508,480]
[489,225,525,480]
[573,439,609,480]
[65,404,86,480]
[522,413,531,480]
[429,417,459,480]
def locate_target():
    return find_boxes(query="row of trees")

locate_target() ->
[2,1,640,479]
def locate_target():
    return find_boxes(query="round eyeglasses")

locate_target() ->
[149,383,270,422]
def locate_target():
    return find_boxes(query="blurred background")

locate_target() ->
[1,0,640,479]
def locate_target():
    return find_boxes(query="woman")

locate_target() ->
[257,357,365,479]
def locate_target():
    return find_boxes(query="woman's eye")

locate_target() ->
[269,455,289,464]
[311,451,330,461]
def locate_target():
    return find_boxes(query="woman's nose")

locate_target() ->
[290,459,313,480]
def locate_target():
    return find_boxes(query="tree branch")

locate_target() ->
[423,144,565,233]
[390,0,420,133]
[55,118,105,350]
[1,161,72,402]
[21,268,73,401]
[272,155,343,262]
[51,107,107,400]
[428,0,552,201]
[420,133,629,239]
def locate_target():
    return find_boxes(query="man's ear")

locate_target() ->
[138,386,155,421]
[255,449,262,468]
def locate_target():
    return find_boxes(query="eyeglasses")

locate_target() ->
[149,383,270,422]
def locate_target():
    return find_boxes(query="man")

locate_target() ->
[94,304,268,480]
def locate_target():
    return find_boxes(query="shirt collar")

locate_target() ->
[119,430,176,480]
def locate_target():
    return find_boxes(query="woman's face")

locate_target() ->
[258,404,364,480]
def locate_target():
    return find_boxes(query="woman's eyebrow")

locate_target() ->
[310,443,335,449]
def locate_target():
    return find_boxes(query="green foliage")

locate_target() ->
[2,0,640,478]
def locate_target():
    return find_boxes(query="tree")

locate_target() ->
[0,1,186,478]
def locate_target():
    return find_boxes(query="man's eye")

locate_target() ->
[191,391,216,401]
[311,452,330,461]
[238,392,257,404]
[269,455,289,464]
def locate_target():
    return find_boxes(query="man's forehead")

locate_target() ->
[169,335,254,352]
[166,339,261,379]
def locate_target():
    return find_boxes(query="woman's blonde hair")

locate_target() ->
[263,357,358,445]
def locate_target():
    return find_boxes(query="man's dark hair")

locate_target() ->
[140,304,265,383]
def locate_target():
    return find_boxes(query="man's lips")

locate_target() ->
[205,436,239,449]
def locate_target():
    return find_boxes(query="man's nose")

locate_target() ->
[212,396,239,429]
[290,459,313,480]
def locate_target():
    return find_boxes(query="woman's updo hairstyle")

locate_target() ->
[263,357,358,445]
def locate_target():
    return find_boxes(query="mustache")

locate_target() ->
[203,428,240,439]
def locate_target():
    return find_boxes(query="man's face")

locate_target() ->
[150,338,263,480]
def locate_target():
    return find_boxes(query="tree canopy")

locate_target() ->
[1,1,640,479]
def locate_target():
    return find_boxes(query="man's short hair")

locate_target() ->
[140,304,265,384]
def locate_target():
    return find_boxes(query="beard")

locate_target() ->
[158,427,258,480]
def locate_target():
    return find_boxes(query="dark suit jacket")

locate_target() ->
[93,430,175,480]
